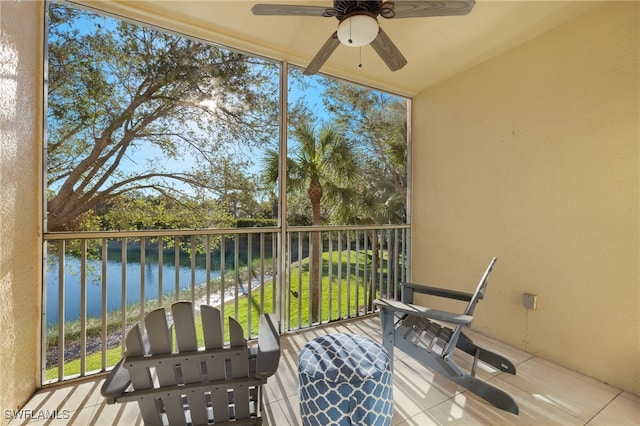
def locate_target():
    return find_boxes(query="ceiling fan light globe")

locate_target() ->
[337,15,379,47]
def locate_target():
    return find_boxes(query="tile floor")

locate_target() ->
[10,316,640,425]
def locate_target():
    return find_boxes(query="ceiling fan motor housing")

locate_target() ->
[333,0,383,20]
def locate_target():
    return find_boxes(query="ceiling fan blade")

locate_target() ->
[251,4,335,17]
[370,27,407,72]
[383,0,475,18]
[304,32,340,75]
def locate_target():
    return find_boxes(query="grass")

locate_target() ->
[45,249,389,381]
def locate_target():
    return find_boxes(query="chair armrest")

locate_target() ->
[403,282,474,302]
[100,359,131,403]
[255,313,281,378]
[374,298,474,326]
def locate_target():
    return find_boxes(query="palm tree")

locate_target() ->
[263,122,358,322]
[330,99,408,309]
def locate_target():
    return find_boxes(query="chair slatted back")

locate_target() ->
[463,257,497,316]
[120,302,264,425]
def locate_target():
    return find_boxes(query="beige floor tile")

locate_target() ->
[397,398,492,426]
[264,394,301,426]
[534,357,621,393]
[20,378,103,414]
[264,340,301,402]
[589,391,640,426]
[88,400,143,426]
[456,377,585,425]
[262,398,294,426]
[498,357,620,423]
[9,378,105,426]
[332,315,383,339]
[391,355,461,421]
[63,404,97,426]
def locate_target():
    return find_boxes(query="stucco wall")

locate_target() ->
[0,0,43,420]
[411,1,639,394]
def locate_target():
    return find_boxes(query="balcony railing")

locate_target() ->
[42,224,410,385]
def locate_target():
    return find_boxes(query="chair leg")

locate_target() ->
[379,307,398,370]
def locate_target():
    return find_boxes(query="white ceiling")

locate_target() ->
[76,1,602,96]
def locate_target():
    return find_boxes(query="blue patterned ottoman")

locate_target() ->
[298,333,393,426]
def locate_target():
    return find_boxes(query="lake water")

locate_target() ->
[45,252,220,326]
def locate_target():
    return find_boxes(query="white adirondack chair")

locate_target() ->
[101,301,281,425]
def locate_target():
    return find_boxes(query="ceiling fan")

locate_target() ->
[251,1,476,75]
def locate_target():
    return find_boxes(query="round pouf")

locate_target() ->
[298,333,393,426]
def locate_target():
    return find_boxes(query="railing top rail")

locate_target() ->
[286,224,410,233]
[44,224,410,240]
[43,227,281,240]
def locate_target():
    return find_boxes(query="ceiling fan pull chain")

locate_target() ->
[359,47,363,68]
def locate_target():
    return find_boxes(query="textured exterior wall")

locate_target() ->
[0,0,43,420]
[411,2,639,394]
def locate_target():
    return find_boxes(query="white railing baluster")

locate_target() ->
[337,230,343,320]
[260,233,265,316]
[205,235,211,306]
[101,238,107,371]
[219,236,225,328]
[57,240,65,381]
[191,235,196,304]
[80,239,87,376]
[328,233,333,321]
[355,230,360,316]
[247,233,253,338]
[158,237,163,306]
[234,234,240,320]
[174,236,180,302]
[346,231,351,318]
[140,237,146,323]
[120,238,127,357]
